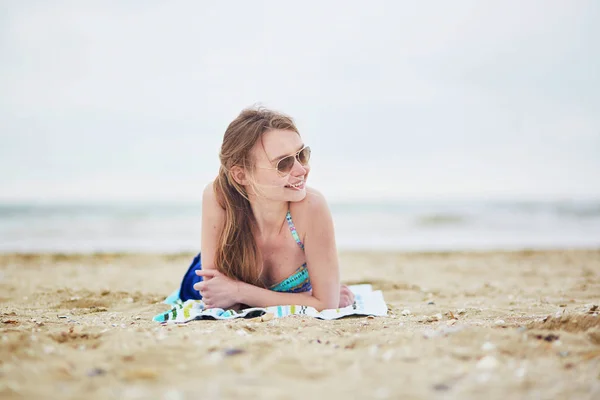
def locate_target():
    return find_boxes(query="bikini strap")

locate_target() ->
[285,210,305,251]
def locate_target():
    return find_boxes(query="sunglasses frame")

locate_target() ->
[259,145,311,176]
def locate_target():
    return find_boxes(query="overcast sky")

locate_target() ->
[1,1,599,203]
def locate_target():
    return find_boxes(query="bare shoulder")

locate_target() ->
[203,181,224,210]
[203,181,216,201]
[202,180,226,223]
[289,187,333,232]
[291,186,329,211]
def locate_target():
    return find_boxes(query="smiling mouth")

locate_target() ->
[285,180,305,190]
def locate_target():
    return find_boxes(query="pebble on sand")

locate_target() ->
[481,342,496,351]
[476,355,499,370]
[122,368,159,381]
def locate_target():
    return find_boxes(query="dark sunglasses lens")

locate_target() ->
[277,156,295,174]
[298,147,311,165]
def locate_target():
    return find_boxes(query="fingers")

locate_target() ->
[339,294,351,308]
[340,285,353,297]
[195,269,220,277]
[339,291,355,307]
[338,284,355,308]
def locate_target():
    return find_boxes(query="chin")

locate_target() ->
[283,177,308,202]
[288,190,307,202]
[281,184,308,202]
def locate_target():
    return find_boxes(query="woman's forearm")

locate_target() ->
[235,281,337,311]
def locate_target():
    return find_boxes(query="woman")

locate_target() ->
[178,107,354,311]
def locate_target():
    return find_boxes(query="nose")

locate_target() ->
[290,157,307,176]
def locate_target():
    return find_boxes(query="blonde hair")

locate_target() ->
[213,107,299,285]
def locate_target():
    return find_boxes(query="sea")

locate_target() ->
[0,199,599,253]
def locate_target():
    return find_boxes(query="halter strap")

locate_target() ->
[285,210,305,251]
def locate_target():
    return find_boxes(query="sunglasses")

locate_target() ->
[265,146,311,176]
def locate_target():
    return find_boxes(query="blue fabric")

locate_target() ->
[179,252,204,301]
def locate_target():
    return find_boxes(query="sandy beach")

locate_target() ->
[1,249,599,399]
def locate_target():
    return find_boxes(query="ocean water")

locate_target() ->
[0,200,599,253]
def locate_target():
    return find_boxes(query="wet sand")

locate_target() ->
[1,249,599,399]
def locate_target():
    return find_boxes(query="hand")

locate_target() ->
[194,269,240,309]
[339,284,355,308]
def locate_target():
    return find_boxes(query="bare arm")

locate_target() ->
[197,269,334,311]
[200,182,224,274]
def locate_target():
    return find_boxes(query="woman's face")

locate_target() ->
[248,129,310,202]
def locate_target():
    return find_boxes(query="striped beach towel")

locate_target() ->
[153,284,387,324]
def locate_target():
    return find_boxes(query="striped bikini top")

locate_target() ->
[268,210,312,293]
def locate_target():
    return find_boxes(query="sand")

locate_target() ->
[1,249,599,399]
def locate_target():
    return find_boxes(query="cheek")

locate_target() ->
[255,170,286,188]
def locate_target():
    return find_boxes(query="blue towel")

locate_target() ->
[178,252,204,301]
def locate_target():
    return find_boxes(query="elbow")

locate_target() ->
[316,303,336,312]
[315,298,339,312]
[301,290,339,311]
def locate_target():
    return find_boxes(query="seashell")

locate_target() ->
[261,313,274,322]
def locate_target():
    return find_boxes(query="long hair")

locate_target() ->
[213,107,299,285]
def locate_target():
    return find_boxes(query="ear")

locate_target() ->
[230,165,249,186]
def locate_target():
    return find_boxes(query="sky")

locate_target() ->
[1,0,599,203]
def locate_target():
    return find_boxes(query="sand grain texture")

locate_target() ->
[1,250,599,399]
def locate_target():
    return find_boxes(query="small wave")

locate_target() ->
[486,201,600,219]
[0,203,201,219]
[415,213,469,226]
[553,203,600,218]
